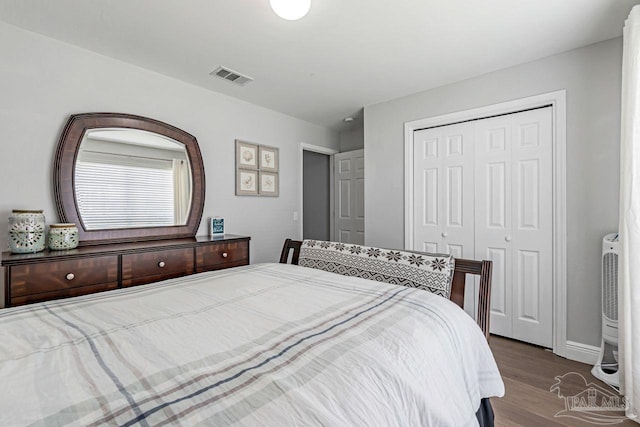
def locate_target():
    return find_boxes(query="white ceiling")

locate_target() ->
[0,0,638,131]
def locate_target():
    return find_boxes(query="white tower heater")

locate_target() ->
[592,233,620,387]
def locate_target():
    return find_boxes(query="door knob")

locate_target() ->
[505,236,512,242]
[441,232,448,238]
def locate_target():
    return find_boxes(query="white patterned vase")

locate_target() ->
[8,210,46,253]
[48,223,79,250]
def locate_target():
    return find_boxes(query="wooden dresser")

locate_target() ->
[1,234,250,307]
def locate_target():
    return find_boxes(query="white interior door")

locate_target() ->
[474,115,514,337]
[411,107,553,347]
[334,149,364,244]
[475,107,553,348]
[510,108,553,347]
[413,122,476,316]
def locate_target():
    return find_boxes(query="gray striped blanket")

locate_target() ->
[0,263,504,426]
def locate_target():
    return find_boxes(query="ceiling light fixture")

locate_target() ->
[343,117,354,123]
[270,0,311,20]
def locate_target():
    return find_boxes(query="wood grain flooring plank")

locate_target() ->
[489,336,634,427]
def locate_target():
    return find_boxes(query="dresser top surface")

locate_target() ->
[2,234,250,266]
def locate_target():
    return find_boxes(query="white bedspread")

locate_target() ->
[0,263,504,426]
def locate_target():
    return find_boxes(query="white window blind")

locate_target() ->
[75,160,175,229]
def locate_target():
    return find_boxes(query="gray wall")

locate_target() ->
[364,38,622,347]
[303,151,330,240]
[0,22,339,305]
[339,125,364,152]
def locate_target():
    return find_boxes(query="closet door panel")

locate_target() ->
[414,124,476,318]
[441,123,476,316]
[474,115,513,338]
[487,162,508,228]
[511,108,553,348]
[446,165,464,227]
[439,124,475,257]
[487,247,508,317]
[414,131,443,252]
[517,249,541,320]
[441,125,474,244]
[412,106,554,347]
[423,168,439,226]
[423,242,439,253]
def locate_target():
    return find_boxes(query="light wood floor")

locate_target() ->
[489,336,636,427]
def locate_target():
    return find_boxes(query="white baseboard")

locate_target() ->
[564,340,601,365]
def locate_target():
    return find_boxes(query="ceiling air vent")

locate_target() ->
[210,66,253,86]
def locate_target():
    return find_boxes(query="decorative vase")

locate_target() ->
[8,210,46,253]
[48,223,79,250]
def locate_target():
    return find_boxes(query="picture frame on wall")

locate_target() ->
[236,169,258,195]
[259,171,279,197]
[259,145,279,172]
[235,140,258,170]
[234,139,280,197]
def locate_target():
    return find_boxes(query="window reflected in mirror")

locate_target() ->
[75,128,192,230]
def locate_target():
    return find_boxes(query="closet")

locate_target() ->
[412,107,553,348]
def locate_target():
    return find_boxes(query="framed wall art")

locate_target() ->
[236,140,258,170]
[236,169,258,195]
[235,140,280,197]
[259,172,279,197]
[259,145,279,172]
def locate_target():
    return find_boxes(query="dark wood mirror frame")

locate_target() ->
[54,113,205,246]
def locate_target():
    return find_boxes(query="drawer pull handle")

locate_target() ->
[158,261,166,268]
[222,252,228,258]
[66,273,75,281]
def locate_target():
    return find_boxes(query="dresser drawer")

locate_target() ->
[9,256,118,304]
[196,241,249,272]
[10,282,119,306]
[122,247,194,287]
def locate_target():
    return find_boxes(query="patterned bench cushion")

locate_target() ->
[298,240,455,298]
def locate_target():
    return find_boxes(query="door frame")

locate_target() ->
[403,90,568,358]
[299,143,339,241]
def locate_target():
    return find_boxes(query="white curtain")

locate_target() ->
[173,159,192,225]
[620,5,640,423]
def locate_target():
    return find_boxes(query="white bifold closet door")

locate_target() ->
[474,108,553,348]
[413,122,477,314]
[413,107,553,348]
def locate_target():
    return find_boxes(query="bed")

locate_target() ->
[0,239,504,426]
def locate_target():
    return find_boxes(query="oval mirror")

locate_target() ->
[54,113,205,245]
